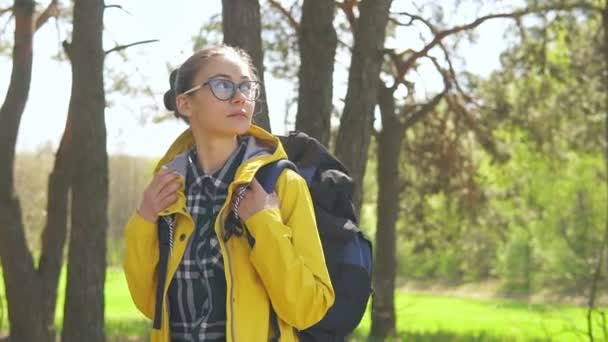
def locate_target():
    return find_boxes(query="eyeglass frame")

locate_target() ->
[181,78,261,102]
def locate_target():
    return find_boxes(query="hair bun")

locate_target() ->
[163,69,180,111]
[163,89,176,111]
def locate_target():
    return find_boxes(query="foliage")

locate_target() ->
[395,3,607,297]
[482,10,605,154]
[483,131,607,295]
[2,268,598,341]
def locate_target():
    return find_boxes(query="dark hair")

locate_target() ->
[163,45,258,122]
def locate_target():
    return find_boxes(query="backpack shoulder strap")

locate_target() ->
[255,159,298,193]
[252,159,298,342]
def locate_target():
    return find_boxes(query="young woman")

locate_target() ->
[123,45,334,342]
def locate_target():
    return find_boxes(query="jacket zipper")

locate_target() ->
[216,204,238,342]
[222,177,264,341]
[162,215,175,254]
[225,237,237,342]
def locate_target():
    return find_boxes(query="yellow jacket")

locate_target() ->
[123,125,335,342]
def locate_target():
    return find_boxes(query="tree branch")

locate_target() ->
[438,42,475,103]
[336,0,357,31]
[62,40,72,61]
[266,1,351,51]
[402,90,446,130]
[398,56,449,130]
[105,4,132,15]
[268,0,299,31]
[395,3,603,78]
[34,0,59,32]
[391,12,439,32]
[383,48,409,86]
[0,12,14,38]
[446,94,508,162]
[0,6,12,16]
[390,11,473,102]
[104,39,159,56]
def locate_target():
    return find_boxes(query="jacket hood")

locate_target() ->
[154,125,288,181]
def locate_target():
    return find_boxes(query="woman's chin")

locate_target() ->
[233,121,252,135]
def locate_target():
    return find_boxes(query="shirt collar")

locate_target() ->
[186,137,247,189]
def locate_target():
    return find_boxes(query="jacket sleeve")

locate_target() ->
[123,212,159,320]
[244,169,335,330]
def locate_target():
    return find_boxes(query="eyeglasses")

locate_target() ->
[182,78,261,102]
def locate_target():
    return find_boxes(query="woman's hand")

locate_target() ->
[137,168,182,222]
[234,178,279,221]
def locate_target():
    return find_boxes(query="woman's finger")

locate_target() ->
[158,193,178,210]
[248,178,267,194]
[150,171,181,195]
[157,180,181,199]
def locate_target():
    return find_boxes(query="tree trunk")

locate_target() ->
[587,4,608,341]
[294,0,337,146]
[370,84,403,339]
[60,0,107,341]
[334,0,393,215]
[222,0,271,132]
[0,1,55,341]
[38,134,72,332]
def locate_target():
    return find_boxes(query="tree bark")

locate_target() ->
[0,0,33,194]
[294,0,337,146]
[60,0,108,341]
[370,84,403,339]
[222,0,271,132]
[38,133,72,333]
[0,1,56,341]
[587,4,608,341]
[334,0,393,215]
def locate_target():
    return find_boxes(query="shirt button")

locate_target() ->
[179,234,186,241]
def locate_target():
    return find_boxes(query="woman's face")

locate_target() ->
[177,54,257,138]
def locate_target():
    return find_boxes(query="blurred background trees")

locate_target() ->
[0,0,607,341]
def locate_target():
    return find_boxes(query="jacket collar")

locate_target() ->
[155,125,287,183]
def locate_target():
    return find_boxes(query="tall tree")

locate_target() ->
[294,0,337,146]
[372,84,403,339]
[372,57,448,338]
[222,0,271,131]
[587,2,608,340]
[60,0,107,340]
[334,0,393,214]
[0,1,63,341]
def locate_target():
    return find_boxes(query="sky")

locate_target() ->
[0,0,519,158]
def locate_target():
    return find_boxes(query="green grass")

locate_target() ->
[0,267,149,340]
[353,293,595,341]
[0,268,602,341]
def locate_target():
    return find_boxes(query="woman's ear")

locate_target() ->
[176,94,192,118]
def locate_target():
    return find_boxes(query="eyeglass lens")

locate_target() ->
[208,79,260,101]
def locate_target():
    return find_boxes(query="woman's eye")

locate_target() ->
[214,80,233,90]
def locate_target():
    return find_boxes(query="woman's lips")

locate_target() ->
[228,109,248,119]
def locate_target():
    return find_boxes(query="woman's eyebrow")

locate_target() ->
[208,73,250,80]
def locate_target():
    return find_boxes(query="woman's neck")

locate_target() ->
[192,131,239,175]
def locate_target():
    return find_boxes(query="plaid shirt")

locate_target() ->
[167,140,246,341]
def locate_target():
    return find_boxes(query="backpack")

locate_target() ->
[255,131,373,341]
[154,131,373,340]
